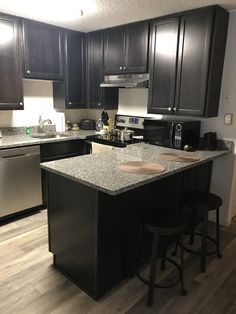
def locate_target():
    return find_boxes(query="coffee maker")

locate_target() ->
[201,132,217,150]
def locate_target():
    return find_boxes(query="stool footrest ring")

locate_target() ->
[183,232,218,256]
[136,256,182,288]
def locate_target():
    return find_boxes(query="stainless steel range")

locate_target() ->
[87,114,145,148]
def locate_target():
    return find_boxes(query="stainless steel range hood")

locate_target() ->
[100,73,149,88]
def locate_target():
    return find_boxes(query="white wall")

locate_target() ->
[0,80,56,127]
[118,11,236,226]
[0,80,117,129]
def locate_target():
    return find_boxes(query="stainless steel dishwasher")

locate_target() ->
[0,145,42,218]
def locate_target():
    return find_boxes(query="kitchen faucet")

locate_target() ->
[37,115,52,133]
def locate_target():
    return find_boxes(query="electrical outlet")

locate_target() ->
[224,113,233,125]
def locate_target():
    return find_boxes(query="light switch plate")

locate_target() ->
[224,113,233,125]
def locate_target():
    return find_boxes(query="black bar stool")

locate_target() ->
[183,191,223,273]
[136,207,187,307]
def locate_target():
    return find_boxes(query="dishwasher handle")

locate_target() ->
[0,152,39,160]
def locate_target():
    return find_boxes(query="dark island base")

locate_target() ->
[46,161,212,300]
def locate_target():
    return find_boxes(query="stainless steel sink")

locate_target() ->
[31,133,70,139]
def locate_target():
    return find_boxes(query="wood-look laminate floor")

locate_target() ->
[1,209,236,314]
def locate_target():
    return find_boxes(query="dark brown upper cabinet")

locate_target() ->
[86,31,118,109]
[53,30,86,109]
[104,21,149,74]
[148,17,179,115]
[22,19,64,80]
[0,13,23,110]
[148,6,229,117]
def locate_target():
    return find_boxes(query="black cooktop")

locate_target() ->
[86,133,143,148]
[86,114,145,147]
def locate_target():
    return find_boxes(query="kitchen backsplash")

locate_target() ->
[0,80,117,129]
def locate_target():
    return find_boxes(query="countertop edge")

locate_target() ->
[41,149,229,196]
[0,131,96,149]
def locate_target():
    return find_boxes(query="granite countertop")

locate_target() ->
[40,143,230,195]
[0,130,96,149]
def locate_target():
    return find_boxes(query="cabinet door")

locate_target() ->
[87,31,103,108]
[0,15,23,110]
[86,31,118,109]
[66,31,85,108]
[53,31,86,109]
[23,20,63,80]
[124,22,149,73]
[175,10,213,115]
[148,18,179,114]
[104,27,125,74]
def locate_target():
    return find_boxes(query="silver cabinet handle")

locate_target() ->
[173,107,177,112]
[26,70,30,75]
[98,103,101,107]
[68,101,72,105]
[123,66,127,70]
[119,66,123,70]
[168,107,172,111]
[19,102,23,106]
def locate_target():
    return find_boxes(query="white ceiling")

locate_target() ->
[0,0,236,32]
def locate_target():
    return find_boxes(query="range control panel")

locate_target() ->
[115,115,145,129]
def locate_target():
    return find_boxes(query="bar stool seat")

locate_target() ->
[183,191,223,273]
[136,207,187,307]
[184,191,222,211]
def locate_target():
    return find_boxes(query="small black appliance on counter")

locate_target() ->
[201,132,217,150]
[143,119,201,150]
[80,119,96,130]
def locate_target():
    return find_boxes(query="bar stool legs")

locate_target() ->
[189,228,195,245]
[216,207,222,258]
[146,233,187,307]
[147,233,159,307]
[182,189,223,273]
[136,233,187,307]
[186,209,222,273]
[201,210,208,272]
[135,207,188,307]
[180,235,187,296]
[160,251,166,271]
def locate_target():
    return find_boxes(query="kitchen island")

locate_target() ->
[41,143,230,299]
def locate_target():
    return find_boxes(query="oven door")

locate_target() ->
[143,120,175,147]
